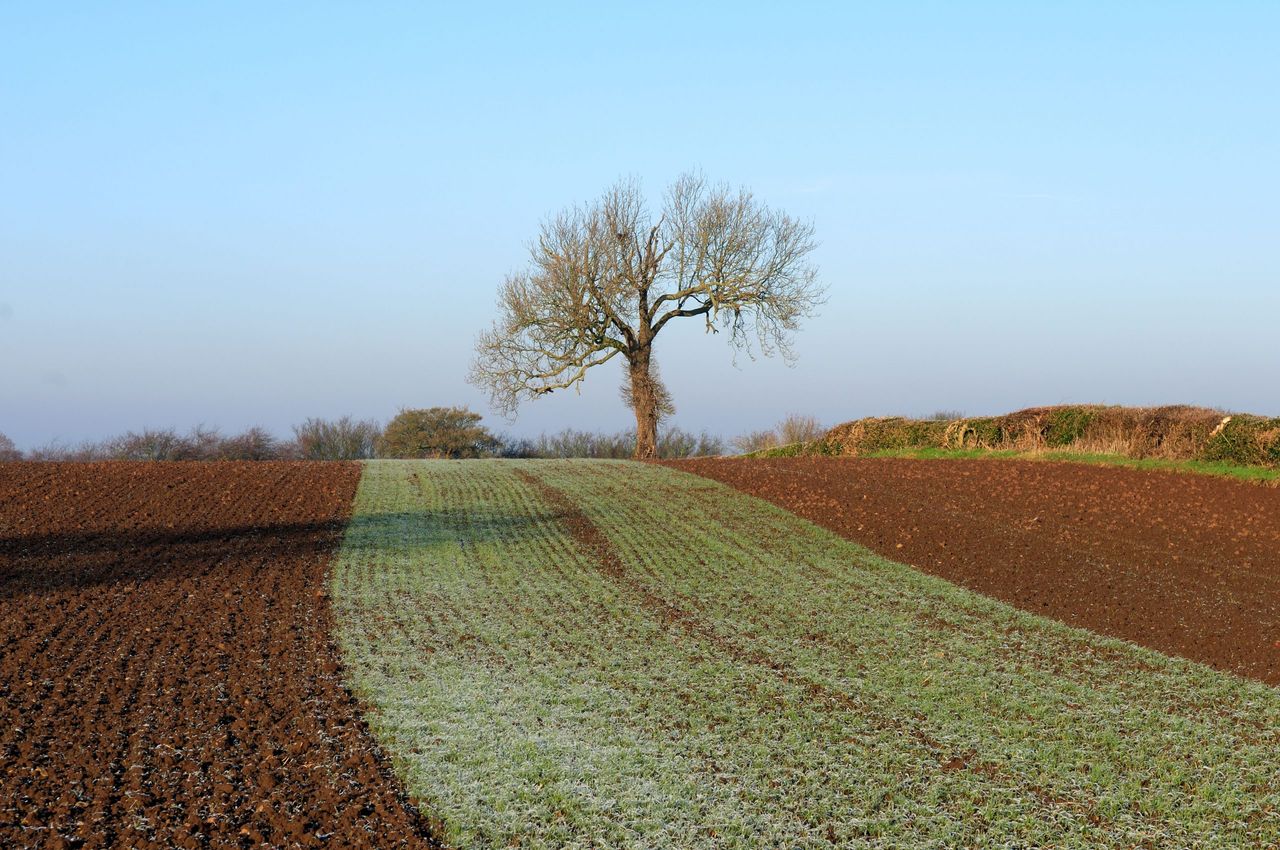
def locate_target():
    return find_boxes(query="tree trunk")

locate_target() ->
[628,349,659,460]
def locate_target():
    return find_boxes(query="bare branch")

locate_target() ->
[469,172,825,445]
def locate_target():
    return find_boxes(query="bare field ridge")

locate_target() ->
[332,459,1280,848]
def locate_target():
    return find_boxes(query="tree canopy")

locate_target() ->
[470,173,825,458]
[377,407,498,459]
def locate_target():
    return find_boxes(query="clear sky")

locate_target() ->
[2,2,1277,449]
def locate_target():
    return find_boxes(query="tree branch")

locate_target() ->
[469,172,825,418]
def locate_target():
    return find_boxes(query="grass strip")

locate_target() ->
[332,459,1280,848]
[861,446,1280,484]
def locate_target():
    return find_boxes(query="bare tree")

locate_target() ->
[105,427,196,461]
[777,413,825,445]
[731,428,780,455]
[0,433,22,462]
[470,173,825,459]
[219,426,284,460]
[732,413,825,454]
[293,416,380,460]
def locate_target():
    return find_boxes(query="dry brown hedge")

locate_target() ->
[823,405,1280,468]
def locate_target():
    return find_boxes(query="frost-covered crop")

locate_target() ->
[332,459,1280,848]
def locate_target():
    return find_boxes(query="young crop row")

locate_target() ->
[332,460,1280,848]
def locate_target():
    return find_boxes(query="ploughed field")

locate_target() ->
[5,458,1280,848]
[0,462,439,850]
[664,457,1280,685]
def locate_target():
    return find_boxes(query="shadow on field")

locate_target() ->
[0,520,348,599]
[342,508,571,547]
[0,508,574,599]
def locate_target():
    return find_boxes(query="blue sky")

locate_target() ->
[2,2,1277,449]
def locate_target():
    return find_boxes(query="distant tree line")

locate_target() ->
[0,406,806,462]
[498,426,725,460]
[9,420,375,462]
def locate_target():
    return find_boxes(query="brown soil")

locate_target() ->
[663,457,1280,686]
[0,462,442,850]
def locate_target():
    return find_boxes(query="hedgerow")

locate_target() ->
[817,405,1279,469]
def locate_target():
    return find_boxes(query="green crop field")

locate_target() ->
[332,460,1280,848]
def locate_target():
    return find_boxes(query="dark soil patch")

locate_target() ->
[663,457,1280,686]
[0,462,442,850]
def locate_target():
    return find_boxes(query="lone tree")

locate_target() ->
[469,173,825,459]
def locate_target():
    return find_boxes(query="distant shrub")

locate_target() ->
[105,428,199,461]
[25,442,73,461]
[1043,407,1095,447]
[528,428,635,459]
[656,428,726,459]
[294,416,380,460]
[186,425,226,459]
[0,433,22,462]
[18,418,385,462]
[502,427,724,459]
[753,439,841,458]
[776,414,825,446]
[25,438,110,461]
[23,422,349,462]
[942,417,1002,449]
[378,407,498,459]
[825,417,948,454]
[494,435,540,459]
[732,429,780,455]
[218,426,286,460]
[733,414,824,455]
[1201,416,1280,467]
[95,425,241,461]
